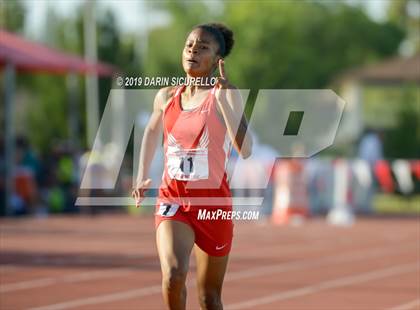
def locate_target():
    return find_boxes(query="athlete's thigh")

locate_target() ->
[156,220,195,272]
[194,245,229,292]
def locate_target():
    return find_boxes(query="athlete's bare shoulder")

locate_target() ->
[155,86,176,111]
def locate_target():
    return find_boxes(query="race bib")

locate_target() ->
[157,202,179,217]
[167,146,209,181]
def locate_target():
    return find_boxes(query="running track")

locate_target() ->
[1,214,419,309]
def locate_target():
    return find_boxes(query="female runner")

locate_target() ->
[132,23,252,310]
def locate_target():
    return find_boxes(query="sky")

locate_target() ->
[22,0,392,39]
[23,0,170,39]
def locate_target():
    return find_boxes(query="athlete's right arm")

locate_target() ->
[132,87,173,207]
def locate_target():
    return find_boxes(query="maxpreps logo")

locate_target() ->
[76,89,345,207]
[197,209,260,221]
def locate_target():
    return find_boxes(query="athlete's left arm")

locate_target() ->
[215,59,253,159]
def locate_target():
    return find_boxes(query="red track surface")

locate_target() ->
[1,214,419,310]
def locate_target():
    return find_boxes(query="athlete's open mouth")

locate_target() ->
[187,59,198,63]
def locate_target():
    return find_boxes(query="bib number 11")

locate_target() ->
[180,156,194,174]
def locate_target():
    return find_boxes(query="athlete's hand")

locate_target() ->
[216,59,229,89]
[215,59,233,104]
[131,178,152,208]
[216,59,230,88]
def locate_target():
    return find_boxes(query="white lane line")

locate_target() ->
[28,285,162,310]
[0,231,376,293]
[25,243,416,310]
[231,236,348,258]
[225,262,420,310]
[0,265,22,273]
[226,243,414,282]
[389,298,420,310]
[75,197,264,206]
[0,237,339,292]
[0,269,133,293]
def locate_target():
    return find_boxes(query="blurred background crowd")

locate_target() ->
[0,0,419,218]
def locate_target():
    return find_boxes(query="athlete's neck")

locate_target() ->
[184,74,213,98]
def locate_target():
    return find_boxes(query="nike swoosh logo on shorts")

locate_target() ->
[216,244,227,250]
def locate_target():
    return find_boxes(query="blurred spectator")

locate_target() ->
[229,132,278,218]
[0,137,5,216]
[305,158,334,215]
[355,128,384,213]
[13,136,40,215]
[16,137,41,180]
[357,128,384,166]
[47,143,80,214]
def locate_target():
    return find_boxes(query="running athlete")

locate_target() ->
[132,23,252,310]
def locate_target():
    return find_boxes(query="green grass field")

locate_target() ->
[374,194,420,215]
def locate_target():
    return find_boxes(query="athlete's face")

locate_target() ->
[182,28,221,77]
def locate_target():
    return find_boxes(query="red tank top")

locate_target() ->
[158,84,232,211]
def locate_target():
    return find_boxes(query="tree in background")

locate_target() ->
[22,7,76,151]
[383,86,420,159]
[2,0,409,157]
[0,0,26,138]
[145,1,404,116]
[146,1,218,77]
[388,0,420,54]
[97,9,142,110]
[17,4,140,153]
[224,1,404,90]
[0,0,25,33]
